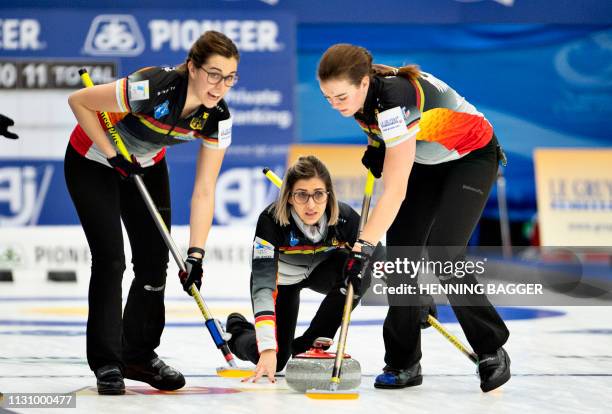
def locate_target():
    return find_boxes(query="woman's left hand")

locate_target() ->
[242,349,277,384]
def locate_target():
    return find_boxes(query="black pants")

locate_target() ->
[64,144,171,371]
[230,248,379,371]
[383,136,510,369]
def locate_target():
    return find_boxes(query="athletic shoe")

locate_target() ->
[374,362,422,389]
[124,357,185,391]
[95,365,125,395]
[478,347,511,392]
[226,312,255,349]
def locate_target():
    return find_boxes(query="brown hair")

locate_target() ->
[317,43,420,85]
[270,155,339,227]
[176,31,239,74]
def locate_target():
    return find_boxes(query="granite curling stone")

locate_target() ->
[285,337,361,392]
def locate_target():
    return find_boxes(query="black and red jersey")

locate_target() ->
[70,66,232,166]
[354,72,493,164]
[250,202,360,352]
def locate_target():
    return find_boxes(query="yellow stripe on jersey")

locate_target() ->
[414,78,425,113]
[136,115,198,139]
[115,79,129,113]
[280,246,336,255]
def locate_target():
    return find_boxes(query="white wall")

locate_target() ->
[0,225,254,286]
[0,90,75,160]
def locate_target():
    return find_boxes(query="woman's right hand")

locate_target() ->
[107,153,144,179]
[242,349,277,383]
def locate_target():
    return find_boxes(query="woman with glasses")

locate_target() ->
[65,31,239,395]
[225,155,382,383]
[316,44,510,393]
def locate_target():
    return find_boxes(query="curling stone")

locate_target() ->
[285,337,361,392]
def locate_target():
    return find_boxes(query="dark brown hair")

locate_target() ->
[177,31,239,74]
[317,43,420,85]
[271,155,339,226]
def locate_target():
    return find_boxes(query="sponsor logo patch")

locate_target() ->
[289,232,299,246]
[253,237,274,259]
[129,80,149,101]
[154,99,170,119]
[377,106,409,142]
[217,117,232,149]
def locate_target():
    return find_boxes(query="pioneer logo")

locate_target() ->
[83,15,145,56]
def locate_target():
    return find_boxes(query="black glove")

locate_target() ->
[107,153,144,179]
[179,255,203,295]
[419,294,438,329]
[361,144,385,178]
[342,246,373,297]
[0,114,18,139]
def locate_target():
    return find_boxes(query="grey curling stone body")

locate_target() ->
[285,338,361,392]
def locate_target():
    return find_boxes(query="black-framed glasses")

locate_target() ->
[201,67,238,87]
[292,190,329,205]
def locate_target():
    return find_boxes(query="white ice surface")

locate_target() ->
[1,264,611,414]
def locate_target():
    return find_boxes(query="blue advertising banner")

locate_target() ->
[0,161,59,226]
[0,9,294,225]
[8,0,612,24]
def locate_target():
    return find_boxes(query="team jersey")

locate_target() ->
[69,66,232,167]
[354,72,493,164]
[250,202,360,352]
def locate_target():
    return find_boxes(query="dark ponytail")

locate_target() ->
[371,63,421,80]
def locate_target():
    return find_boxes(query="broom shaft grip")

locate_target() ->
[330,171,375,388]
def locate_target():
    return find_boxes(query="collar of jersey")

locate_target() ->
[290,208,328,244]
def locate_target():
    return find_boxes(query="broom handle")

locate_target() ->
[427,315,478,364]
[329,171,375,390]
